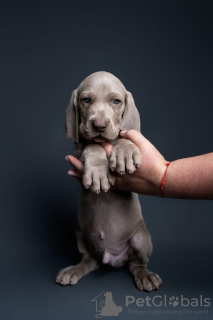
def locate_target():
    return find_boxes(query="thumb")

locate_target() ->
[101,142,113,159]
[120,129,147,150]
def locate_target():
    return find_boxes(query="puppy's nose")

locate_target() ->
[92,119,107,132]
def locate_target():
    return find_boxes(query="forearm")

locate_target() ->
[164,153,213,199]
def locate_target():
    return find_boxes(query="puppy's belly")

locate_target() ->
[101,242,134,267]
[82,228,135,266]
[79,188,143,266]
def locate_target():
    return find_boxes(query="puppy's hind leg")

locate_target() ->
[56,230,100,286]
[129,225,162,292]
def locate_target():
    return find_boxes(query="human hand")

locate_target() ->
[66,130,167,196]
[103,130,167,196]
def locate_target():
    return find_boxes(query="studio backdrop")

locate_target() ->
[1,1,213,319]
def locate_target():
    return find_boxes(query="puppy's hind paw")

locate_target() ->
[131,266,162,292]
[56,266,83,286]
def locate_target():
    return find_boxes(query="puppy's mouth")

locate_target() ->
[81,125,120,142]
[92,135,109,143]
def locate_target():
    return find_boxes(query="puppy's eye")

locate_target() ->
[81,97,90,103]
[113,99,121,105]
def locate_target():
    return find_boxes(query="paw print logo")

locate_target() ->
[169,296,179,307]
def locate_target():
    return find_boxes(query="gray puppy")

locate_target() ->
[56,71,162,291]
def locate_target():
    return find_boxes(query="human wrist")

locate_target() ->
[160,162,172,197]
[152,160,170,197]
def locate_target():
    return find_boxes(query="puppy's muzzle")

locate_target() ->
[92,118,108,132]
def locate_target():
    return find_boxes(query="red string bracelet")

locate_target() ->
[161,162,171,198]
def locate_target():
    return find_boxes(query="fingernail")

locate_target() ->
[65,156,70,162]
[68,171,76,176]
[120,130,127,135]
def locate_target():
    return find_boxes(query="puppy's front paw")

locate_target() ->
[109,140,142,174]
[82,165,115,193]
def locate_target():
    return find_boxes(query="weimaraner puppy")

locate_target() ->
[56,71,162,291]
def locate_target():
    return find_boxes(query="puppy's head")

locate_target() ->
[66,71,140,143]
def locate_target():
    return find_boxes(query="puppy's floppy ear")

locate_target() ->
[65,89,79,142]
[121,91,141,132]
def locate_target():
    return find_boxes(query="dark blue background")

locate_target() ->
[1,1,213,319]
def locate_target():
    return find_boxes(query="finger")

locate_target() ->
[112,174,126,190]
[120,130,148,151]
[68,169,83,179]
[65,155,84,173]
[101,142,113,159]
